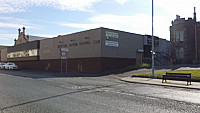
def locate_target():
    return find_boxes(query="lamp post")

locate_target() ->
[152,0,155,78]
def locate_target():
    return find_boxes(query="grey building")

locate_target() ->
[143,35,170,66]
[1,27,171,73]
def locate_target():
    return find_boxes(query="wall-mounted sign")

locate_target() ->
[137,49,144,53]
[147,37,159,45]
[57,40,101,48]
[61,48,68,52]
[144,35,159,46]
[105,40,119,47]
[106,31,118,38]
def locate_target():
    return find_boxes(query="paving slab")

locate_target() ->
[120,77,200,90]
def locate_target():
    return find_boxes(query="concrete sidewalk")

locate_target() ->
[120,77,200,90]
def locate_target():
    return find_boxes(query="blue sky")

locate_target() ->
[0,0,199,46]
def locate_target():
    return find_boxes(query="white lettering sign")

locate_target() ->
[61,48,68,52]
[105,41,119,47]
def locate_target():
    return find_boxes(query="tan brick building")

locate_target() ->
[1,27,144,73]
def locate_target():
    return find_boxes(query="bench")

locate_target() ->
[162,72,192,85]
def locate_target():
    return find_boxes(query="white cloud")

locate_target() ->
[0,33,55,45]
[0,29,9,33]
[0,34,17,45]
[115,0,129,5]
[59,22,120,30]
[31,34,57,38]
[59,14,170,40]
[57,0,100,11]
[0,34,17,38]
[155,0,200,21]
[0,22,34,29]
[0,17,28,23]
[0,37,10,40]
[0,0,101,13]
[0,16,43,30]
[89,14,170,39]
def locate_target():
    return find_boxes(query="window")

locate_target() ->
[180,48,184,58]
[180,30,184,41]
[176,48,180,58]
[175,30,184,42]
[7,49,38,58]
[175,48,184,59]
[176,31,180,42]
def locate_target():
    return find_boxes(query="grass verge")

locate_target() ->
[133,70,200,80]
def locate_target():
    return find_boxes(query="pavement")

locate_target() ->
[119,65,200,90]
[120,77,200,90]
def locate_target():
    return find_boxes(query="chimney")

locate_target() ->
[22,27,25,43]
[27,35,29,41]
[18,28,21,36]
[176,15,180,20]
[194,7,196,22]
[14,38,17,46]
[22,26,25,35]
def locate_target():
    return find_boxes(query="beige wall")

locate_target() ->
[40,28,102,60]
[1,48,7,62]
[101,28,144,59]
[40,27,144,60]
[40,38,60,60]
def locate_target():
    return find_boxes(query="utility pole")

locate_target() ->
[152,0,155,78]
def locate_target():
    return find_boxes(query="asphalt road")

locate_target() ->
[0,70,200,113]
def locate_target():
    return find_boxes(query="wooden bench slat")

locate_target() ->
[166,73,191,75]
[162,72,192,85]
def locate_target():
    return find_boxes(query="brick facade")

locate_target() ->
[170,8,200,64]
[13,57,136,73]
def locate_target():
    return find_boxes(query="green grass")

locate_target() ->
[133,70,200,80]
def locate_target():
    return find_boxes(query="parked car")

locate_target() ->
[0,62,6,69]
[4,62,19,70]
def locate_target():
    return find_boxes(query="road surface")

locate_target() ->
[0,70,200,113]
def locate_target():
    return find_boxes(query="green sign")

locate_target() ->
[106,31,118,38]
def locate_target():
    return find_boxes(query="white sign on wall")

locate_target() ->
[61,48,68,52]
[60,48,68,59]
[105,40,119,47]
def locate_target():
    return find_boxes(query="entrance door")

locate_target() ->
[136,52,142,65]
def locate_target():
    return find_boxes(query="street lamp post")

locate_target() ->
[152,0,155,78]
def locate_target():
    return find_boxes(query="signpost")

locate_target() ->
[60,48,68,74]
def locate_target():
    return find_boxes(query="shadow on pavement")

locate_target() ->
[1,82,127,112]
[0,64,200,79]
[0,69,108,79]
